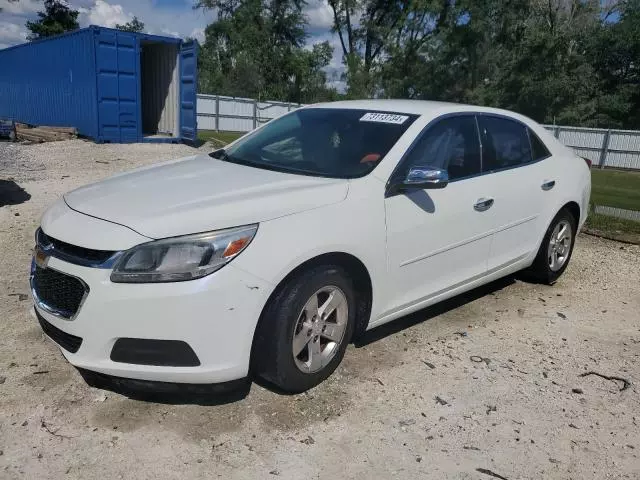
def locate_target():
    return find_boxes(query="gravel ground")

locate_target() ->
[1,139,639,480]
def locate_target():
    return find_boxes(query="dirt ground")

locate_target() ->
[1,139,639,480]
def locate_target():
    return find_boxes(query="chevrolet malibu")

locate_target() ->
[31,100,591,393]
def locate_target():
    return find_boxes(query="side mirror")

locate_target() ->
[404,166,449,190]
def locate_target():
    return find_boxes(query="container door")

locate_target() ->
[179,40,198,143]
[94,29,140,143]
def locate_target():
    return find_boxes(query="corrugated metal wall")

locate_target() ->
[0,29,99,138]
[141,42,178,136]
[0,26,190,143]
[94,29,140,143]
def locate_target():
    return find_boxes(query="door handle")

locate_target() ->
[474,197,494,212]
[541,180,556,191]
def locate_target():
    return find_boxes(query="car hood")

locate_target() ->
[64,154,349,239]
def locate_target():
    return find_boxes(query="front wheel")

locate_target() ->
[252,265,356,393]
[526,208,577,284]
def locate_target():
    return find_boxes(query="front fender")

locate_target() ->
[232,189,389,322]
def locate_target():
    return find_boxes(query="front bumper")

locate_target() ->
[32,255,272,384]
[76,368,252,401]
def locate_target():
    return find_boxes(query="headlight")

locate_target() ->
[110,224,258,283]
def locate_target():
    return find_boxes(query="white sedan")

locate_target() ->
[31,100,591,393]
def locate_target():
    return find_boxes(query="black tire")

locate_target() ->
[252,264,356,393]
[526,208,577,284]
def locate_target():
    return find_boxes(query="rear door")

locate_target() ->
[476,115,550,270]
[94,29,140,143]
[179,40,198,143]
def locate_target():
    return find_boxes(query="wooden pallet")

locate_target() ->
[16,124,78,143]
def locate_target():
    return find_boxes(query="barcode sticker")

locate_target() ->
[360,112,409,124]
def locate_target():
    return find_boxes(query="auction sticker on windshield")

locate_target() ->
[360,112,409,124]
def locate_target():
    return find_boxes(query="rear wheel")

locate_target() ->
[526,208,577,284]
[252,265,356,393]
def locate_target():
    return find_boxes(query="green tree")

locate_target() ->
[477,0,604,126]
[290,41,339,102]
[327,0,406,97]
[376,0,635,127]
[193,0,640,128]
[587,0,640,127]
[376,0,456,99]
[196,0,336,103]
[115,16,145,33]
[327,0,455,98]
[26,0,79,41]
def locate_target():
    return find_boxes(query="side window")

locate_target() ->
[403,116,481,181]
[478,116,532,171]
[529,129,551,161]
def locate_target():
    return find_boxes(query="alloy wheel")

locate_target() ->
[547,219,572,272]
[292,286,349,374]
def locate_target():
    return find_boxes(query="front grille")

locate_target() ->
[32,265,87,318]
[37,228,116,266]
[35,308,83,353]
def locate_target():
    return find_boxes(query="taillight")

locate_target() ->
[582,157,592,168]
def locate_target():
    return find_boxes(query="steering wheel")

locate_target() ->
[260,148,283,163]
[260,148,319,171]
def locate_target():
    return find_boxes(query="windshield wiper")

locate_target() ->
[209,149,275,172]
[209,148,340,178]
[209,148,229,160]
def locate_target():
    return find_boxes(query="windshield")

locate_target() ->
[211,108,418,178]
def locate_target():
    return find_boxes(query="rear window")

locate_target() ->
[478,116,533,170]
[529,129,552,160]
[217,108,418,178]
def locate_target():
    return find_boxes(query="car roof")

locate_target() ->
[305,99,532,123]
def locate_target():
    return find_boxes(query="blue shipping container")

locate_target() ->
[0,26,197,143]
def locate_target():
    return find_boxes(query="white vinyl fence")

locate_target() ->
[593,205,640,222]
[197,94,302,133]
[195,95,640,171]
[542,125,640,170]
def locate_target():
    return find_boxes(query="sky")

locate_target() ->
[0,0,345,88]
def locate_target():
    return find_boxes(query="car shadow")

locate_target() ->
[405,189,435,213]
[0,179,31,207]
[354,275,516,348]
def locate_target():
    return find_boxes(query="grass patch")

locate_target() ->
[584,212,640,244]
[198,130,245,147]
[590,169,640,211]
[586,169,640,243]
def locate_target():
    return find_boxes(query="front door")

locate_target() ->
[383,115,494,316]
